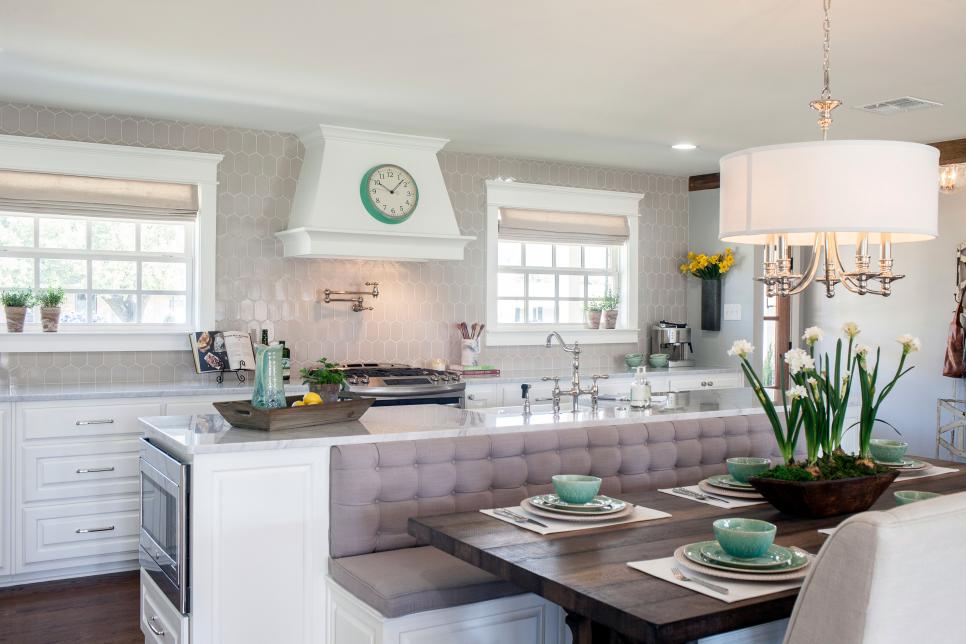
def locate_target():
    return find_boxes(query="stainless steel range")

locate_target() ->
[337,363,465,407]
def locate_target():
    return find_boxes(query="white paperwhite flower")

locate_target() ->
[802,326,824,346]
[807,377,818,389]
[786,385,808,400]
[842,322,860,339]
[896,334,921,355]
[854,344,872,357]
[727,339,754,359]
[784,348,815,375]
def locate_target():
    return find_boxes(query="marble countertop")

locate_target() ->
[0,365,739,402]
[140,387,774,461]
[463,364,737,384]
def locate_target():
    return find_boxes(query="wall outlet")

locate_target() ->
[724,303,742,321]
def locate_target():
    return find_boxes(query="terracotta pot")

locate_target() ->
[749,469,899,518]
[603,309,618,329]
[4,306,26,333]
[585,310,602,329]
[308,382,341,404]
[41,306,61,332]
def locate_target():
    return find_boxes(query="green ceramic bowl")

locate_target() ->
[551,475,602,504]
[870,439,908,464]
[894,490,941,505]
[624,353,644,369]
[726,457,772,483]
[713,518,777,559]
[649,353,670,368]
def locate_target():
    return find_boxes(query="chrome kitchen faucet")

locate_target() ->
[543,332,608,413]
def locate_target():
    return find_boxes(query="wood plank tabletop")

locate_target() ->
[408,459,966,644]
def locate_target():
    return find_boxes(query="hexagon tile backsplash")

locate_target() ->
[0,102,688,387]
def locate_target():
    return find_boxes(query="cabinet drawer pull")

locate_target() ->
[147,615,166,637]
[75,418,115,426]
[76,466,115,474]
[75,525,115,534]
[467,394,477,400]
[708,381,714,386]
[700,381,707,387]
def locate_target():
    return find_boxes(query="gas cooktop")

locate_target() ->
[335,363,465,399]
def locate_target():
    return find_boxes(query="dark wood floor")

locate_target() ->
[0,571,141,644]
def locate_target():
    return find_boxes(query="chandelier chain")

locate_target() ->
[821,0,832,100]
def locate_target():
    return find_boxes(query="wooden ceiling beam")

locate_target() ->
[930,138,966,165]
[688,173,719,191]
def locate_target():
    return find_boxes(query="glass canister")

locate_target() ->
[252,344,287,409]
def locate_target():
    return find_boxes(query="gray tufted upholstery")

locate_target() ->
[330,414,785,558]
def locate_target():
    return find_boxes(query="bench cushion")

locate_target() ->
[329,546,522,618]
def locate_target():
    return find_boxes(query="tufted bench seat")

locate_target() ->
[329,414,785,620]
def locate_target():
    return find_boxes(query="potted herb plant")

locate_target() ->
[299,357,347,403]
[600,290,620,329]
[2,289,34,333]
[726,322,918,518]
[680,248,735,331]
[37,287,65,333]
[583,300,603,329]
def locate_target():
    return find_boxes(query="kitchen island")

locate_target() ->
[138,387,821,644]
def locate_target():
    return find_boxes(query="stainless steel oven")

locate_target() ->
[139,437,189,614]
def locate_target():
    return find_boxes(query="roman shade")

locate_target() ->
[498,208,630,245]
[0,169,199,220]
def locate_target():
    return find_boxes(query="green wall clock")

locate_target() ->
[360,164,419,224]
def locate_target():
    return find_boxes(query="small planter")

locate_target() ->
[701,278,722,331]
[602,309,618,329]
[309,383,341,404]
[749,469,899,518]
[41,306,61,332]
[4,306,26,333]
[585,310,602,329]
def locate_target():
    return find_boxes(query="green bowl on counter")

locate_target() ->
[649,353,670,368]
[624,353,644,369]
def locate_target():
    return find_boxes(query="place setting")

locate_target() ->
[870,439,959,480]
[629,517,815,603]
[660,457,770,508]
[481,474,671,535]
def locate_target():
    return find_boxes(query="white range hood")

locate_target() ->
[276,124,474,261]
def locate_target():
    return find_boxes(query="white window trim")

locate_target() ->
[0,134,222,352]
[485,180,643,346]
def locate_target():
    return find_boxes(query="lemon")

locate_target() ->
[292,400,306,407]
[302,392,322,405]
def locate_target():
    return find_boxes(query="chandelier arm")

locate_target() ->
[785,235,825,295]
[825,234,867,294]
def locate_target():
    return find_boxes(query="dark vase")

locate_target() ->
[749,470,899,518]
[701,278,722,331]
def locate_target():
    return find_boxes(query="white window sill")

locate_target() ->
[485,327,640,347]
[0,330,192,353]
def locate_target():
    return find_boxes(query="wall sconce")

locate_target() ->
[320,282,379,312]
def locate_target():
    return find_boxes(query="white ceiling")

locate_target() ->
[0,0,964,175]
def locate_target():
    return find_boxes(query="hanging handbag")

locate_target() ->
[943,287,966,378]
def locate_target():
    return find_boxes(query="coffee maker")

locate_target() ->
[650,321,695,367]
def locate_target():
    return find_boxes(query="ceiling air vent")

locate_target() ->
[857,96,943,115]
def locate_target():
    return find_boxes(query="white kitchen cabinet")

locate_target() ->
[668,372,741,391]
[0,404,10,580]
[21,438,140,503]
[141,568,190,644]
[18,399,161,440]
[465,383,500,408]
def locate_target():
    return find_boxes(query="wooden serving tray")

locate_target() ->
[213,395,375,431]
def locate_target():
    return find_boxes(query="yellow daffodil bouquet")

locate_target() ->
[679,248,735,280]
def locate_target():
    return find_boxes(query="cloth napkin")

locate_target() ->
[897,465,959,481]
[628,556,803,603]
[480,504,670,535]
[658,485,766,508]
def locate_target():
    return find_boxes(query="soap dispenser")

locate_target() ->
[630,366,651,409]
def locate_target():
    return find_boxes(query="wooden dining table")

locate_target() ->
[408,459,966,644]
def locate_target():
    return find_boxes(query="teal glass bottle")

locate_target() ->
[252,344,286,409]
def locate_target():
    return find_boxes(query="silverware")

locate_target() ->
[672,487,733,504]
[494,508,549,528]
[670,566,730,595]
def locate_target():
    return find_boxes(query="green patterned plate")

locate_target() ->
[683,541,809,574]
[876,459,929,471]
[528,494,626,515]
[699,542,792,569]
[706,474,754,490]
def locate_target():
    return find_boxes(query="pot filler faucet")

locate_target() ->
[542,332,608,413]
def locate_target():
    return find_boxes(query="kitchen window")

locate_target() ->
[0,134,221,351]
[485,180,642,346]
[0,212,194,326]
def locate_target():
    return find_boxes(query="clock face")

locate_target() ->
[360,164,419,224]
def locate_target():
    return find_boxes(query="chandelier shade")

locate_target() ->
[719,140,939,246]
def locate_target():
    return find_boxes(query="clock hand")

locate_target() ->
[390,179,405,194]
[374,181,392,192]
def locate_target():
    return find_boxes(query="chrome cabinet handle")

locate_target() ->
[701,381,708,386]
[76,466,115,474]
[75,525,115,534]
[467,394,477,400]
[147,615,166,636]
[708,381,714,386]
[75,418,115,426]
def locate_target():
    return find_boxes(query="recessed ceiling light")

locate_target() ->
[672,143,697,150]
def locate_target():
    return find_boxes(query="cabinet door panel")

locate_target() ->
[22,439,140,503]
[20,400,162,440]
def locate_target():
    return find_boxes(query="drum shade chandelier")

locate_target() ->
[718,0,939,298]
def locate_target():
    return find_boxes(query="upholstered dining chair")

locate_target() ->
[784,490,966,644]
